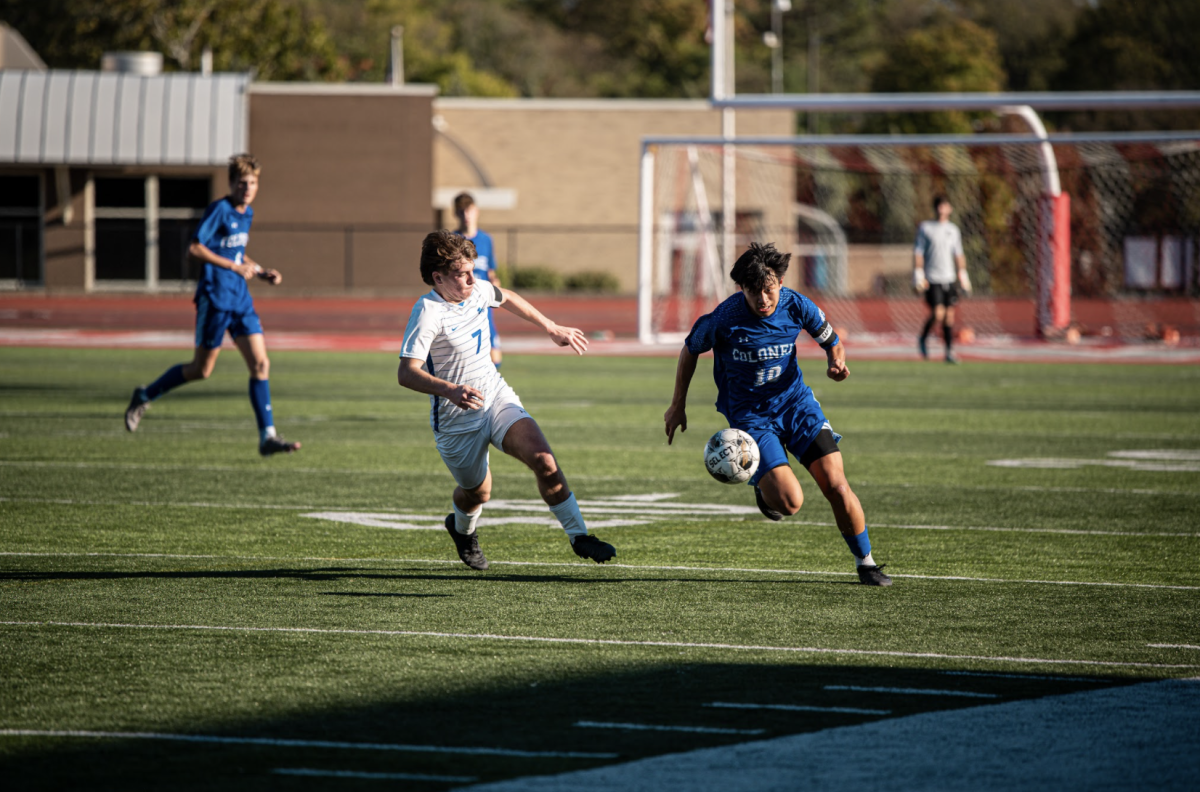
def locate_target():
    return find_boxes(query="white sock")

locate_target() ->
[260,426,277,444]
[453,502,481,535]
[856,553,876,568]
[548,492,588,542]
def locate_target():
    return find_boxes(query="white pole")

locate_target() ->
[721,0,736,285]
[997,105,1060,196]
[637,144,656,344]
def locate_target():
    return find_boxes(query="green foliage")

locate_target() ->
[564,270,621,293]
[510,265,564,292]
[0,0,345,80]
[868,12,1006,134]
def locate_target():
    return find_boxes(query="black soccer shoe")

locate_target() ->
[571,534,616,564]
[856,564,893,587]
[444,514,489,570]
[259,436,301,457]
[754,486,784,521]
[125,387,149,432]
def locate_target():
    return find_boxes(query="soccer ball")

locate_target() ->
[704,428,760,484]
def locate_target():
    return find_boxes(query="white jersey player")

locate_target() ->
[913,195,971,363]
[398,230,616,569]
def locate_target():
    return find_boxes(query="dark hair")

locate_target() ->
[932,195,950,212]
[453,192,475,217]
[420,230,476,286]
[730,242,790,291]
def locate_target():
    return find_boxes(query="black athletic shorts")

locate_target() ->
[925,282,960,308]
[799,427,840,469]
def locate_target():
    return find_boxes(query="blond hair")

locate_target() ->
[229,153,261,184]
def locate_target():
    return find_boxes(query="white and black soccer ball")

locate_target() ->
[704,428,760,484]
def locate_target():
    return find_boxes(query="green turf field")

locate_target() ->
[2,347,1198,790]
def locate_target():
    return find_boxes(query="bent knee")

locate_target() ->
[779,490,804,515]
[529,451,559,479]
[822,482,853,504]
[252,359,270,379]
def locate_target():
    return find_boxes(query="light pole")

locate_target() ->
[764,0,791,94]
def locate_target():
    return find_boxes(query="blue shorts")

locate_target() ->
[732,399,840,486]
[194,294,264,349]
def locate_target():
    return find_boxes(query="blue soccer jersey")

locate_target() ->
[685,288,835,432]
[193,198,254,313]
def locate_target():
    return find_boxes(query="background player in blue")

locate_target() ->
[663,242,891,586]
[124,154,301,457]
[453,192,502,369]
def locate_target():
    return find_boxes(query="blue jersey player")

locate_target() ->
[124,154,300,457]
[453,192,502,369]
[664,243,890,586]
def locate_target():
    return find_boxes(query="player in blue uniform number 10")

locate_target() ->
[664,242,891,586]
[124,154,300,457]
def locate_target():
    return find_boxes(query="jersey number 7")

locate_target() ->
[472,328,482,354]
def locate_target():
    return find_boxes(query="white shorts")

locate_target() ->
[435,383,530,490]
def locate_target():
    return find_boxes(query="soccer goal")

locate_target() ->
[637,131,1200,344]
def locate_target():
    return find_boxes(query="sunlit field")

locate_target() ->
[2,347,1198,790]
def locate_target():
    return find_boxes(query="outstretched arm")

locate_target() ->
[497,287,588,354]
[664,346,698,444]
[397,357,483,410]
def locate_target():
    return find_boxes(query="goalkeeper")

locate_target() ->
[913,195,971,363]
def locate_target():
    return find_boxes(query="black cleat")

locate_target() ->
[444,514,489,570]
[259,436,301,456]
[856,564,893,587]
[125,388,149,432]
[571,534,615,564]
[754,486,784,521]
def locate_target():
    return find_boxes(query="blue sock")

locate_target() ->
[248,378,273,432]
[143,364,186,401]
[842,526,872,559]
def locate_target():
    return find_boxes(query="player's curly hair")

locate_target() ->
[420,230,477,285]
[730,242,790,291]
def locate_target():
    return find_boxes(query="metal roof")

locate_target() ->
[0,69,249,167]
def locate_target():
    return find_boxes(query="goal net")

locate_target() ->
[639,135,1200,344]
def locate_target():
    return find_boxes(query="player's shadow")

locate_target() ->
[1,660,1141,792]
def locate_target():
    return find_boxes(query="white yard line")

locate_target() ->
[575,721,765,736]
[4,493,1198,537]
[0,729,616,758]
[273,768,477,782]
[705,702,891,716]
[1,620,1196,671]
[1,551,1197,591]
[825,685,999,699]
[1148,644,1200,650]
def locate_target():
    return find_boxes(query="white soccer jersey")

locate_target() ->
[401,280,505,434]
[914,220,964,285]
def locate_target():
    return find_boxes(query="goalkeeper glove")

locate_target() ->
[957,268,972,293]
[913,269,929,292]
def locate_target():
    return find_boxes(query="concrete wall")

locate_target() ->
[433,99,795,293]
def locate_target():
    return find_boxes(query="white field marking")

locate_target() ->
[939,671,1109,683]
[856,481,1200,498]
[705,702,891,716]
[8,493,1196,538]
[575,721,765,736]
[1,552,1197,591]
[988,450,1200,472]
[273,768,477,782]
[825,685,1000,699]
[1149,644,1200,650]
[300,511,649,531]
[2,621,1197,671]
[0,729,617,759]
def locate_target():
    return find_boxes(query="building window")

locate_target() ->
[92,175,210,289]
[0,175,42,286]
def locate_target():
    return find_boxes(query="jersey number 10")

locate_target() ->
[754,365,782,386]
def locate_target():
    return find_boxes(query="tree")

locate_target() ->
[0,0,345,80]
[868,12,1006,133]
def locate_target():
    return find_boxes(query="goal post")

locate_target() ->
[637,131,1200,344]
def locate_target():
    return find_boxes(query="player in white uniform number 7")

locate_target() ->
[398,230,616,570]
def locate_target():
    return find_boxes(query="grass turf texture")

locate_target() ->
[1,347,1198,790]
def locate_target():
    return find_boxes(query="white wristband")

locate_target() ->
[913,270,928,289]
[958,269,971,290]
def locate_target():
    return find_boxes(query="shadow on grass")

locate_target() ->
[0,660,1135,792]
